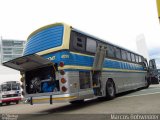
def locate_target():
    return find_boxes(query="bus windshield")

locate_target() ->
[12,83,20,90]
[1,84,11,91]
[1,82,20,91]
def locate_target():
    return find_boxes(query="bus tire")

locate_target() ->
[6,102,10,105]
[70,100,84,104]
[144,77,150,88]
[16,101,19,104]
[105,79,116,100]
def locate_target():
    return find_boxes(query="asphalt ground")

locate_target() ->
[1,84,160,120]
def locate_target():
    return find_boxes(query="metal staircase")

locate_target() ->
[92,43,107,96]
[93,43,107,71]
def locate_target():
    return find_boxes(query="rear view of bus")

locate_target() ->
[0,81,21,106]
[3,23,77,104]
[3,22,157,105]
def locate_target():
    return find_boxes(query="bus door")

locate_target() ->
[78,71,93,98]
[149,59,159,84]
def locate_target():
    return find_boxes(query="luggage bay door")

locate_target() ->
[2,54,53,72]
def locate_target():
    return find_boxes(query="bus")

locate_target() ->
[0,81,21,106]
[157,69,160,81]
[3,23,158,105]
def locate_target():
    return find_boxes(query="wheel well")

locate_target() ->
[106,78,116,93]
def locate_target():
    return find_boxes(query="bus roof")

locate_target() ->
[27,22,143,58]
[0,80,20,85]
[27,22,70,40]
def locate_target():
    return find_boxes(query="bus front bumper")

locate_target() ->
[1,97,21,103]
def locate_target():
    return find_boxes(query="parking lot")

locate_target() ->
[1,84,160,120]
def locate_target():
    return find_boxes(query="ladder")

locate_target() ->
[92,43,107,96]
[93,43,107,71]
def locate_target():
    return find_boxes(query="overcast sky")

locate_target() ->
[0,0,160,54]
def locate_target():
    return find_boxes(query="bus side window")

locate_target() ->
[127,52,131,61]
[73,32,86,52]
[107,45,115,58]
[115,47,121,59]
[86,38,97,53]
[139,56,142,63]
[121,50,127,60]
[131,53,135,62]
[135,55,139,63]
[79,71,91,89]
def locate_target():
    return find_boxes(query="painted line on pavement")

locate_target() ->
[140,87,160,92]
[119,91,160,99]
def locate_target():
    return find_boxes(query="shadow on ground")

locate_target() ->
[39,89,142,114]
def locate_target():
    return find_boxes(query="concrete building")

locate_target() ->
[0,38,26,63]
[0,38,26,82]
[136,34,149,61]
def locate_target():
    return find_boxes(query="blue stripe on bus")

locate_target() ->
[24,25,64,55]
[62,69,145,73]
[42,51,145,71]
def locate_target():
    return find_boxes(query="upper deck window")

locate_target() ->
[24,25,64,55]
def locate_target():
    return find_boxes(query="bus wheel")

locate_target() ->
[144,77,150,88]
[6,102,10,105]
[0,103,2,106]
[16,101,19,104]
[70,100,84,104]
[105,80,116,100]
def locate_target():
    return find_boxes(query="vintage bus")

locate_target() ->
[0,81,21,106]
[3,23,157,105]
